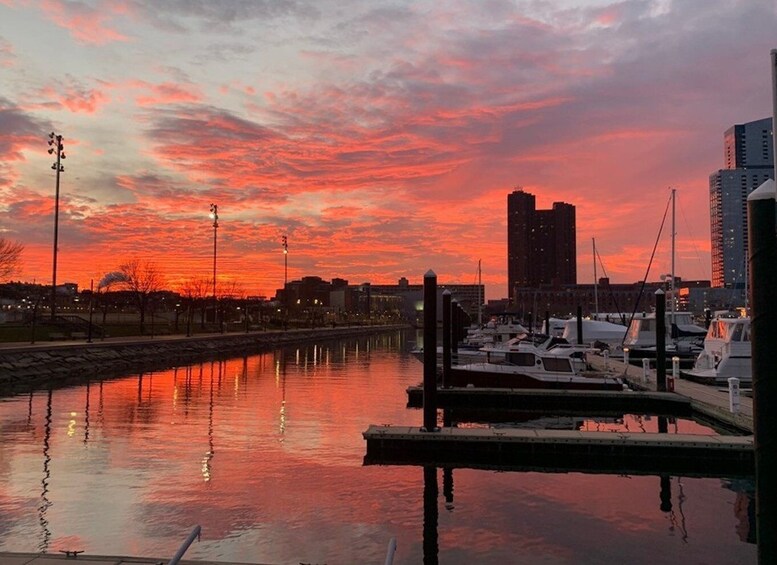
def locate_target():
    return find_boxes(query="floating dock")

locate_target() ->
[406,386,692,416]
[363,425,754,477]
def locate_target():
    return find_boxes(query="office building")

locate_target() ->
[507,189,576,299]
[709,117,774,288]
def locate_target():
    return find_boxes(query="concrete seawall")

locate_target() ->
[0,324,408,393]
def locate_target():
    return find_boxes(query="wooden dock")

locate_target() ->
[586,354,753,433]
[364,353,758,476]
[363,425,754,477]
[406,386,692,416]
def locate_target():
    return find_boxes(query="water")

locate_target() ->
[0,330,756,564]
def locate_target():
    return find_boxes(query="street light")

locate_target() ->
[282,234,288,328]
[210,203,218,327]
[48,132,65,320]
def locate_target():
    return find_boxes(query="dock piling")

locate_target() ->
[422,270,439,432]
[747,53,777,563]
[655,289,666,392]
[442,291,451,388]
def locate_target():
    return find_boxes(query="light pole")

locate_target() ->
[48,132,65,320]
[282,235,288,328]
[210,203,219,328]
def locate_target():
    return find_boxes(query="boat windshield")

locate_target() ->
[541,357,573,373]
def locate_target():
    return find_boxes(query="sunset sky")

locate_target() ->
[1,0,775,299]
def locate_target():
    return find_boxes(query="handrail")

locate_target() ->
[384,537,397,565]
[168,525,201,565]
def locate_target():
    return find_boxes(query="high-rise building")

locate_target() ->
[507,188,576,299]
[709,117,774,288]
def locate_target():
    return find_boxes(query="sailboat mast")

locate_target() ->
[671,188,676,323]
[592,238,599,318]
[477,259,482,326]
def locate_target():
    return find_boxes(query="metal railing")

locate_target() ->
[385,537,397,565]
[168,525,201,565]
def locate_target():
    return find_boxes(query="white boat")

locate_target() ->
[447,344,623,390]
[682,316,751,384]
[411,319,529,364]
[622,312,706,365]
[561,318,628,354]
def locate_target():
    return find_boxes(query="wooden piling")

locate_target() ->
[748,80,777,565]
[656,289,666,392]
[423,270,438,432]
[442,290,451,388]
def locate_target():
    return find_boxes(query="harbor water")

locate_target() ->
[0,329,756,564]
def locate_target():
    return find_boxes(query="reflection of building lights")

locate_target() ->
[201,451,212,482]
[67,412,77,437]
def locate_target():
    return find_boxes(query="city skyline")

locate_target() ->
[1,1,776,300]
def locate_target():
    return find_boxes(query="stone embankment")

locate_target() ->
[0,325,408,393]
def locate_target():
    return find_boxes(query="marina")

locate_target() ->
[0,330,758,564]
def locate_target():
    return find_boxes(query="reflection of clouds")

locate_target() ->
[0,333,757,562]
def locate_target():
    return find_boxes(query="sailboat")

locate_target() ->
[622,188,707,366]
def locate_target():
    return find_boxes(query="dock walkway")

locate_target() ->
[586,354,753,432]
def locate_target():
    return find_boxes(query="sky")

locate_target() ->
[1,0,775,300]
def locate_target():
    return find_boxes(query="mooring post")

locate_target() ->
[603,349,609,370]
[544,310,550,335]
[728,377,741,414]
[442,290,452,389]
[576,306,583,345]
[747,50,777,562]
[623,347,630,375]
[655,289,667,392]
[642,358,650,384]
[423,270,439,432]
[451,299,460,352]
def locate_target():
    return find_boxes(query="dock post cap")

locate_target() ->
[424,269,437,278]
[747,178,776,201]
[442,289,451,295]
[655,289,665,295]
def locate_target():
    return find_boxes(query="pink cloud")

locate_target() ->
[40,0,131,45]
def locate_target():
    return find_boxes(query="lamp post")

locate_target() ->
[282,234,288,327]
[48,132,65,320]
[210,204,219,328]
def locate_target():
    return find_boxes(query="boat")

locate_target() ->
[446,341,623,390]
[411,318,529,364]
[560,317,628,354]
[622,188,706,366]
[622,311,706,366]
[682,315,751,385]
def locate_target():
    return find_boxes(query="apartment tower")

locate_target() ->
[507,188,576,301]
[709,117,774,288]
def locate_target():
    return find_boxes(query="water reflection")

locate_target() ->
[37,389,52,552]
[423,466,438,565]
[0,331,757,563]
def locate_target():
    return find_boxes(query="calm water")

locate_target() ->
[0,330,756,564]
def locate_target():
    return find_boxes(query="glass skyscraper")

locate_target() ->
[709,117,774,288]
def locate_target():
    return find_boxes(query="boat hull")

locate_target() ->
[447,367,623,391]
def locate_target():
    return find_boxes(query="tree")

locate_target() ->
[180,276,211,329]
[117,259,164,334]
[0,238,24,280]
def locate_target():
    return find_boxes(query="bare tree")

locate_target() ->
[0,238,24,280]
[180,276,211,329]
[118,259,164,334]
